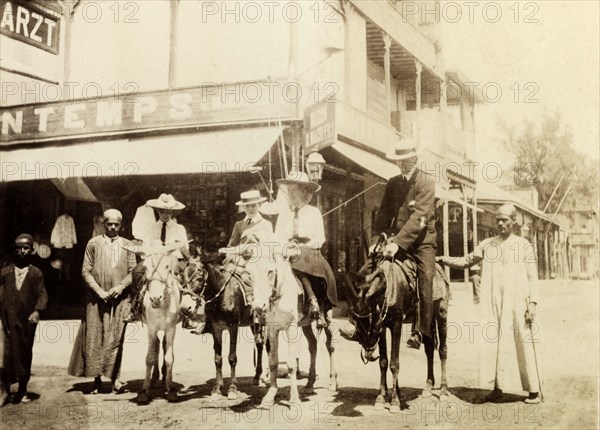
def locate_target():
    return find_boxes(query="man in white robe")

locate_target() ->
[438,203,542,404]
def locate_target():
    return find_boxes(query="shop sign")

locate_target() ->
[303,101,400,155]
[0,82,297,145]
[0,0,61,54]
[303,101,336,151]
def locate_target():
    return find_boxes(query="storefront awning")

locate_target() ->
[1,127,282,182]
[50,177,99,202]
[331,141,400,180]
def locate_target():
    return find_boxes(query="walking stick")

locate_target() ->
[526,316,544,402]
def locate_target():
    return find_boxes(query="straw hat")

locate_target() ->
[276,171,321,193]
[236,190,267,206]
[146,193,185,211]
[385,139,418,161]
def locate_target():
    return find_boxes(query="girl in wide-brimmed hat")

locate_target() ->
[274,172,337,326]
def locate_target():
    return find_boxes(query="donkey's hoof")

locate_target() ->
[227,389,238,400]
[389,403,401,414]
[137,392,150,405]
[329,380,338,392]
[258,401,273,410]
[211,387,223,400]
[166,389,178,402]
[374,395,386,411]
[439,386,450,402]
[422,379,434,398]
[303,384,316,395]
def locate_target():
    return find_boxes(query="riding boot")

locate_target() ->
[407,285,422,350]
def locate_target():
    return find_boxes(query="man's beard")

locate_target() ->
[15,255,32,268]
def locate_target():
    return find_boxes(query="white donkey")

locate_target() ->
[258,249,305,407]
[135,242,186,404]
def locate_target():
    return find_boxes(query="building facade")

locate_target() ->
[1,0,483,313]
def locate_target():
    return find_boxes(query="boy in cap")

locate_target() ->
[0,233,48,404]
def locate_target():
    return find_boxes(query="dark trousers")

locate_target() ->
[411,244,436,339]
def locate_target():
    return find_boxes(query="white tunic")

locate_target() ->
[476,234,542,393]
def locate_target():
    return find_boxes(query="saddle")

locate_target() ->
[220,260,253,306]
[373,257,418,309]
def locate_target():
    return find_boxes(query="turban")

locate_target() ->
[496,204,517,220]
[103,209,123,222]
[15,233,34,246]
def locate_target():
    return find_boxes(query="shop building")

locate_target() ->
[1,1,484,314]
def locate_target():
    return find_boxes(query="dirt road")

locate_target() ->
[1,280,598,429]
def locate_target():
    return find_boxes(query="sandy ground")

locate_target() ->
[1,279,598,430]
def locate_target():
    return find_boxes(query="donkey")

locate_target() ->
[257,242,342,407]
[136,243,185,404]
[200,253,266,400]
[344,238,449,413]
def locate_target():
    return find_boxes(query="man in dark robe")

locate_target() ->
[0,233,48,404]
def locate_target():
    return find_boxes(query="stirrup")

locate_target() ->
[407,332,422,349]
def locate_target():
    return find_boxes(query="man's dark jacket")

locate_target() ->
[373,168,437,250]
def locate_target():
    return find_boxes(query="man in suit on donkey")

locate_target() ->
[347,139,437,350]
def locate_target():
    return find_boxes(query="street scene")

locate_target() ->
[1,1,599,430]
[0,279,598,429]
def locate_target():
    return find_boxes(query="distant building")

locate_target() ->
[563,206,599,280]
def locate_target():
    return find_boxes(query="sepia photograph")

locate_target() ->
[0,1,598,428]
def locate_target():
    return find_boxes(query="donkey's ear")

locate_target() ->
[343,273,358,301]
[366,276,386,299]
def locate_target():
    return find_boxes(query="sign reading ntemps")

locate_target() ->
[0,83,297,145]
[0,0,61,54]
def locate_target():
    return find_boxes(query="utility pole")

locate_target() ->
[168,0,180,89]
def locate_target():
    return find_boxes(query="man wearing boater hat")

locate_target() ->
[363,139,437,350]
[226,190,275,318]
[1,233,48,404]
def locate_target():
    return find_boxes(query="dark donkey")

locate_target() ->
[344,235,450,413]
[199,254,266,400]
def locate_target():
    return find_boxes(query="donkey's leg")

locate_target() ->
[139,331,159,404]
[324,308,338,392]
[374,331,388,411]
[253,324,265,386]
[436,299,449,401]
[423,327,435,398]
[260,325,279,407]
[302,325,318,394]
[164,325,177,402]
[227,324,239,400]
[151,333,160,385]
[286,323,301,404]
[389,320,402,414]
[211,326,224,398]
[161,335,167,384]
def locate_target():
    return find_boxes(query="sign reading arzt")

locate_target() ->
[0,0,61,54]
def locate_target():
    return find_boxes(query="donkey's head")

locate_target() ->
[345,265,388,361]
[138,241,185,309]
